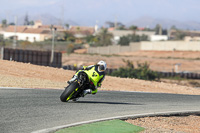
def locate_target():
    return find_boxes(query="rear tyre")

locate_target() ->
[60,82,79,102]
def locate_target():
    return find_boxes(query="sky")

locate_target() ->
[0,0,200,26]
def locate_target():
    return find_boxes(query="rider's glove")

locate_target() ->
[67,75,77,84]
[97,83,101,87]
[82,66,87,70]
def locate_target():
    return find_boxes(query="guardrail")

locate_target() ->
[157,71,200,79]
[2,48,62,68]
[63,65,200,79]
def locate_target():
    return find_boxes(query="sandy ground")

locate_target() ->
[118,51,200,59]
[126,115,200,133]
[0,59,200,132]
[63,51,200,73]
[0,60,200,95]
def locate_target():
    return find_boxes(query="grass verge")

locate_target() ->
[55,119,145,133]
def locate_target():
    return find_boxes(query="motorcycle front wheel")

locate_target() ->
[60,81,79,102]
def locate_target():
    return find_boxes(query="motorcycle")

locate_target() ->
[60,70,96,102]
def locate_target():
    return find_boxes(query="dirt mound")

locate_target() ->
[0,60,200,95]
[62,53,200,73]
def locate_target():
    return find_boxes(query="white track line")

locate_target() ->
[0,87,32,90]
[32,110,200,133]
[0,87,154,93]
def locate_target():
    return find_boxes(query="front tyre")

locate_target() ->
[60,82,79,102]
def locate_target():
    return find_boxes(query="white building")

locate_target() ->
[150,35,168,41]
[1,21,65,42]
[1,26,52,42]
[108,29,156,44]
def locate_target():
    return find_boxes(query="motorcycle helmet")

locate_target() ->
[97,60,107,72]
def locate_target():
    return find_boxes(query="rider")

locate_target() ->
[67,60,107,97]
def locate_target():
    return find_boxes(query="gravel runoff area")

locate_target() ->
[126,115,200,133]
[0,59,200,132]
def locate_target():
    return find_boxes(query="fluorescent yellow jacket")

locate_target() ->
[75,65,105,94]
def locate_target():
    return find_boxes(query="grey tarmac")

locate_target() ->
[0,88,200,133]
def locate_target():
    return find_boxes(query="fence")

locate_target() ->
[88,41,200,54]
[88,43,141,55]
[157,72,200,79]
[1,48,62,68]
[62,65,200,79]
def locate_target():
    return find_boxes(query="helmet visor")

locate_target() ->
[99,65,105,72]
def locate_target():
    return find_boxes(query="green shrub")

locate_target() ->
[110,60,159,81]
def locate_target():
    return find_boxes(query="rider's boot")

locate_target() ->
[67,75,77,84]
[82,89,92,97]
[72,97,79,101]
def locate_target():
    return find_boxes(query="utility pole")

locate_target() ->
[50,26,57,65]
[0,47,4,60]
[59,0,65,27]
[13,16,17,49]
[114,15,118,30]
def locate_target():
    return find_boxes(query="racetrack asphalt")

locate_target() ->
[0,88,200,133]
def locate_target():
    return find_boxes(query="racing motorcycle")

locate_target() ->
[60,70,95,102]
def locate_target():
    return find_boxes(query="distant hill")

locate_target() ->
[5,13,79,26]
[127,16,200,30]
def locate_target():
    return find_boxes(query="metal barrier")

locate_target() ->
[2,48,62,68]
[157,72,200,79]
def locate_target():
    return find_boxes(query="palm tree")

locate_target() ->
[2,19,7,28]
[97,28,113,46]
[129,25,138,35]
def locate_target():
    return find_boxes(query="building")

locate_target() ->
[184,36,200,42]
[169,29,200,41]
[69,26,96,38]
[150,35,168,41]
[0,21,65,42]
[108,29,156,44]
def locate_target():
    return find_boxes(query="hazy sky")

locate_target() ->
[0,0,200,25]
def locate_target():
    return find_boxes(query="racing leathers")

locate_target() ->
[69,65,105,95]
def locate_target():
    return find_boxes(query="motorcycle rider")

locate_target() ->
[67,60,107,98]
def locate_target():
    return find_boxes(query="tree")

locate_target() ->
[162,29,168,35]
[130,34,140,42]
[117,26,126,30]
[116,22,125,30]
[65,23,70,29]
[9,22,15,25]
[174,31,186,40]
[24,14,29,25]
[85,35,99,44]
[129,25,138,35]
[0,34,5,46]
[118,36,130,45]
[118,34,148,45]
[64,31,75,42]
[155,24,162,35]
[97,28,113,46]
[29,21,34,25]
[170,25,177,30]
[105,21,115,28]
[140,34,148,41]
[23,14,34,25]
[2,19,7,28]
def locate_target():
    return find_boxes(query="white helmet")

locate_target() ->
[97,60,107,72]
